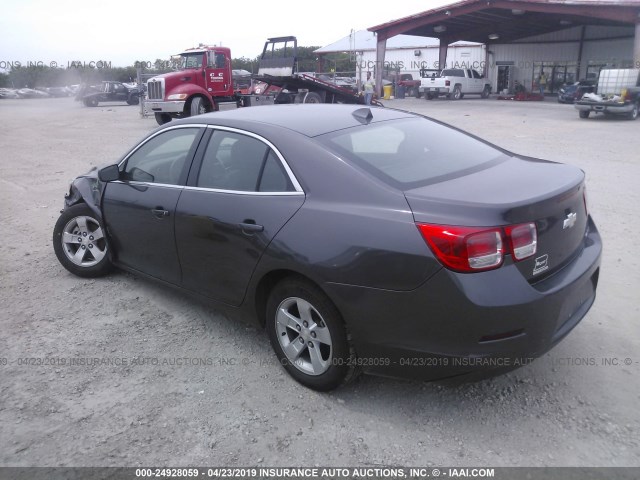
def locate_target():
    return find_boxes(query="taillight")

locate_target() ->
[416,224,504,272]
[445,80,451,87]
[417,222,538,273]
[504,223,537,260]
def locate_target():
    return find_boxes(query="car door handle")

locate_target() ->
[238,221,264,233]
[151,208,170,218]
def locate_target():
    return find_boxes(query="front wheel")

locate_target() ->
[83,97,98,107]
[266,278,359,391]
[189,96,208,117]
[53,203,112,278]
[155,113,172,125]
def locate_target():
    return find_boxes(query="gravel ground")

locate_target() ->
[0,96,638,467]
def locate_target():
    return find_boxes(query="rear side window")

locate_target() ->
[197,130,294,192]
[319,118,504,189]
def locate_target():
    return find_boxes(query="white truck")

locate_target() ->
[420,68,491,100]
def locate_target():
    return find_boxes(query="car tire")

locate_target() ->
[579,111,590,119]
[481,86,491,99]
[451,86,462,100]
[83,97,98,107]
[53,203,112,278]
[627,103,638,120]
[266,278,359,391]
[155,113,172,125]
[126,95,139,106]
[190,96,208,117]
[303,92,322,104]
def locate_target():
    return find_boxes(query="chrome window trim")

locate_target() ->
[203,125,304,193]
[115,123,305,195]
[111,180,184,190]
[183,186,304,196]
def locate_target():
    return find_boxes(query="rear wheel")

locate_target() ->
[627,103,638,120]
[126,95,139,105]
[303,92,322,104]
[53,203,112,278]
[154,113,172,125]
[83,97,98,107]
[451,86,462,100]
[579,110,590,119]
[266,278,359,391]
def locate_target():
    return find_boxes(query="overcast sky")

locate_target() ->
[0,0,454,68]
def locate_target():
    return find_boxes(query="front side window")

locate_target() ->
[209,53,226,69]
[122,128,200,185]
[197,131,294,192]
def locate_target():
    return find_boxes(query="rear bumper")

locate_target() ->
[325,217,602,381]
[575,102,634,114]
[419,86,449,94]
[144,100,186,114]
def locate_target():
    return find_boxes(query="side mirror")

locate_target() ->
[98,164,120,182]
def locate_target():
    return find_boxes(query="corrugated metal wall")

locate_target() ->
[353,26,634,92]
[360,44,486,80]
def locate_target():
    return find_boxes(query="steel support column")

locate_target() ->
[635,23,640,69]
[375,36,387,97]
[438,40,448,70]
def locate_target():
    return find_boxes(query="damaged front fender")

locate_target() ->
[63,167,106,221]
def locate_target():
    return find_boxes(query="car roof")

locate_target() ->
[191,104,417,137]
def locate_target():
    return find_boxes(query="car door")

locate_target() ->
[470,69,484,93]
[102,126,204,284]
[205,51,233,97]
[175,127,305,306]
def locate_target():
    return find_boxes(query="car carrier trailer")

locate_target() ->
[145,36,381,125]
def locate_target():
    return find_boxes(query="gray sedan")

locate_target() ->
[53,104,602,390]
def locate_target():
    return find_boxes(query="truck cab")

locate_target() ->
[146,46,234,124]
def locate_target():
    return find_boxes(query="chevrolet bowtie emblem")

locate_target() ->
[563,212,577,230]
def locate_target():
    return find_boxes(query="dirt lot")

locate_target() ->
[0,96,639,467]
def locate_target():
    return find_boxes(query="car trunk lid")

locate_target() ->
[405,155,587,281]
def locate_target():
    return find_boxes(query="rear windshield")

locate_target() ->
[318,118,505,189]
[442,69,465,77]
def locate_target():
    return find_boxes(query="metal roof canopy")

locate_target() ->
[367,0,640,94]
[369,0,640,43]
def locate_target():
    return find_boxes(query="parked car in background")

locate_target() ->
[575,68,640,119]
[396,73,422,98]
[557,80,596,103]
[53,104,601,391]
[46,87,72,97]
[0,88,20,99]
[17,88,49,99]
[77,81,143,107]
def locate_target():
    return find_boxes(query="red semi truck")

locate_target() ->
[146,36,376,125]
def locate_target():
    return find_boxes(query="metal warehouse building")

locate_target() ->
[315,30,486,86]
[341,0,640,95]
